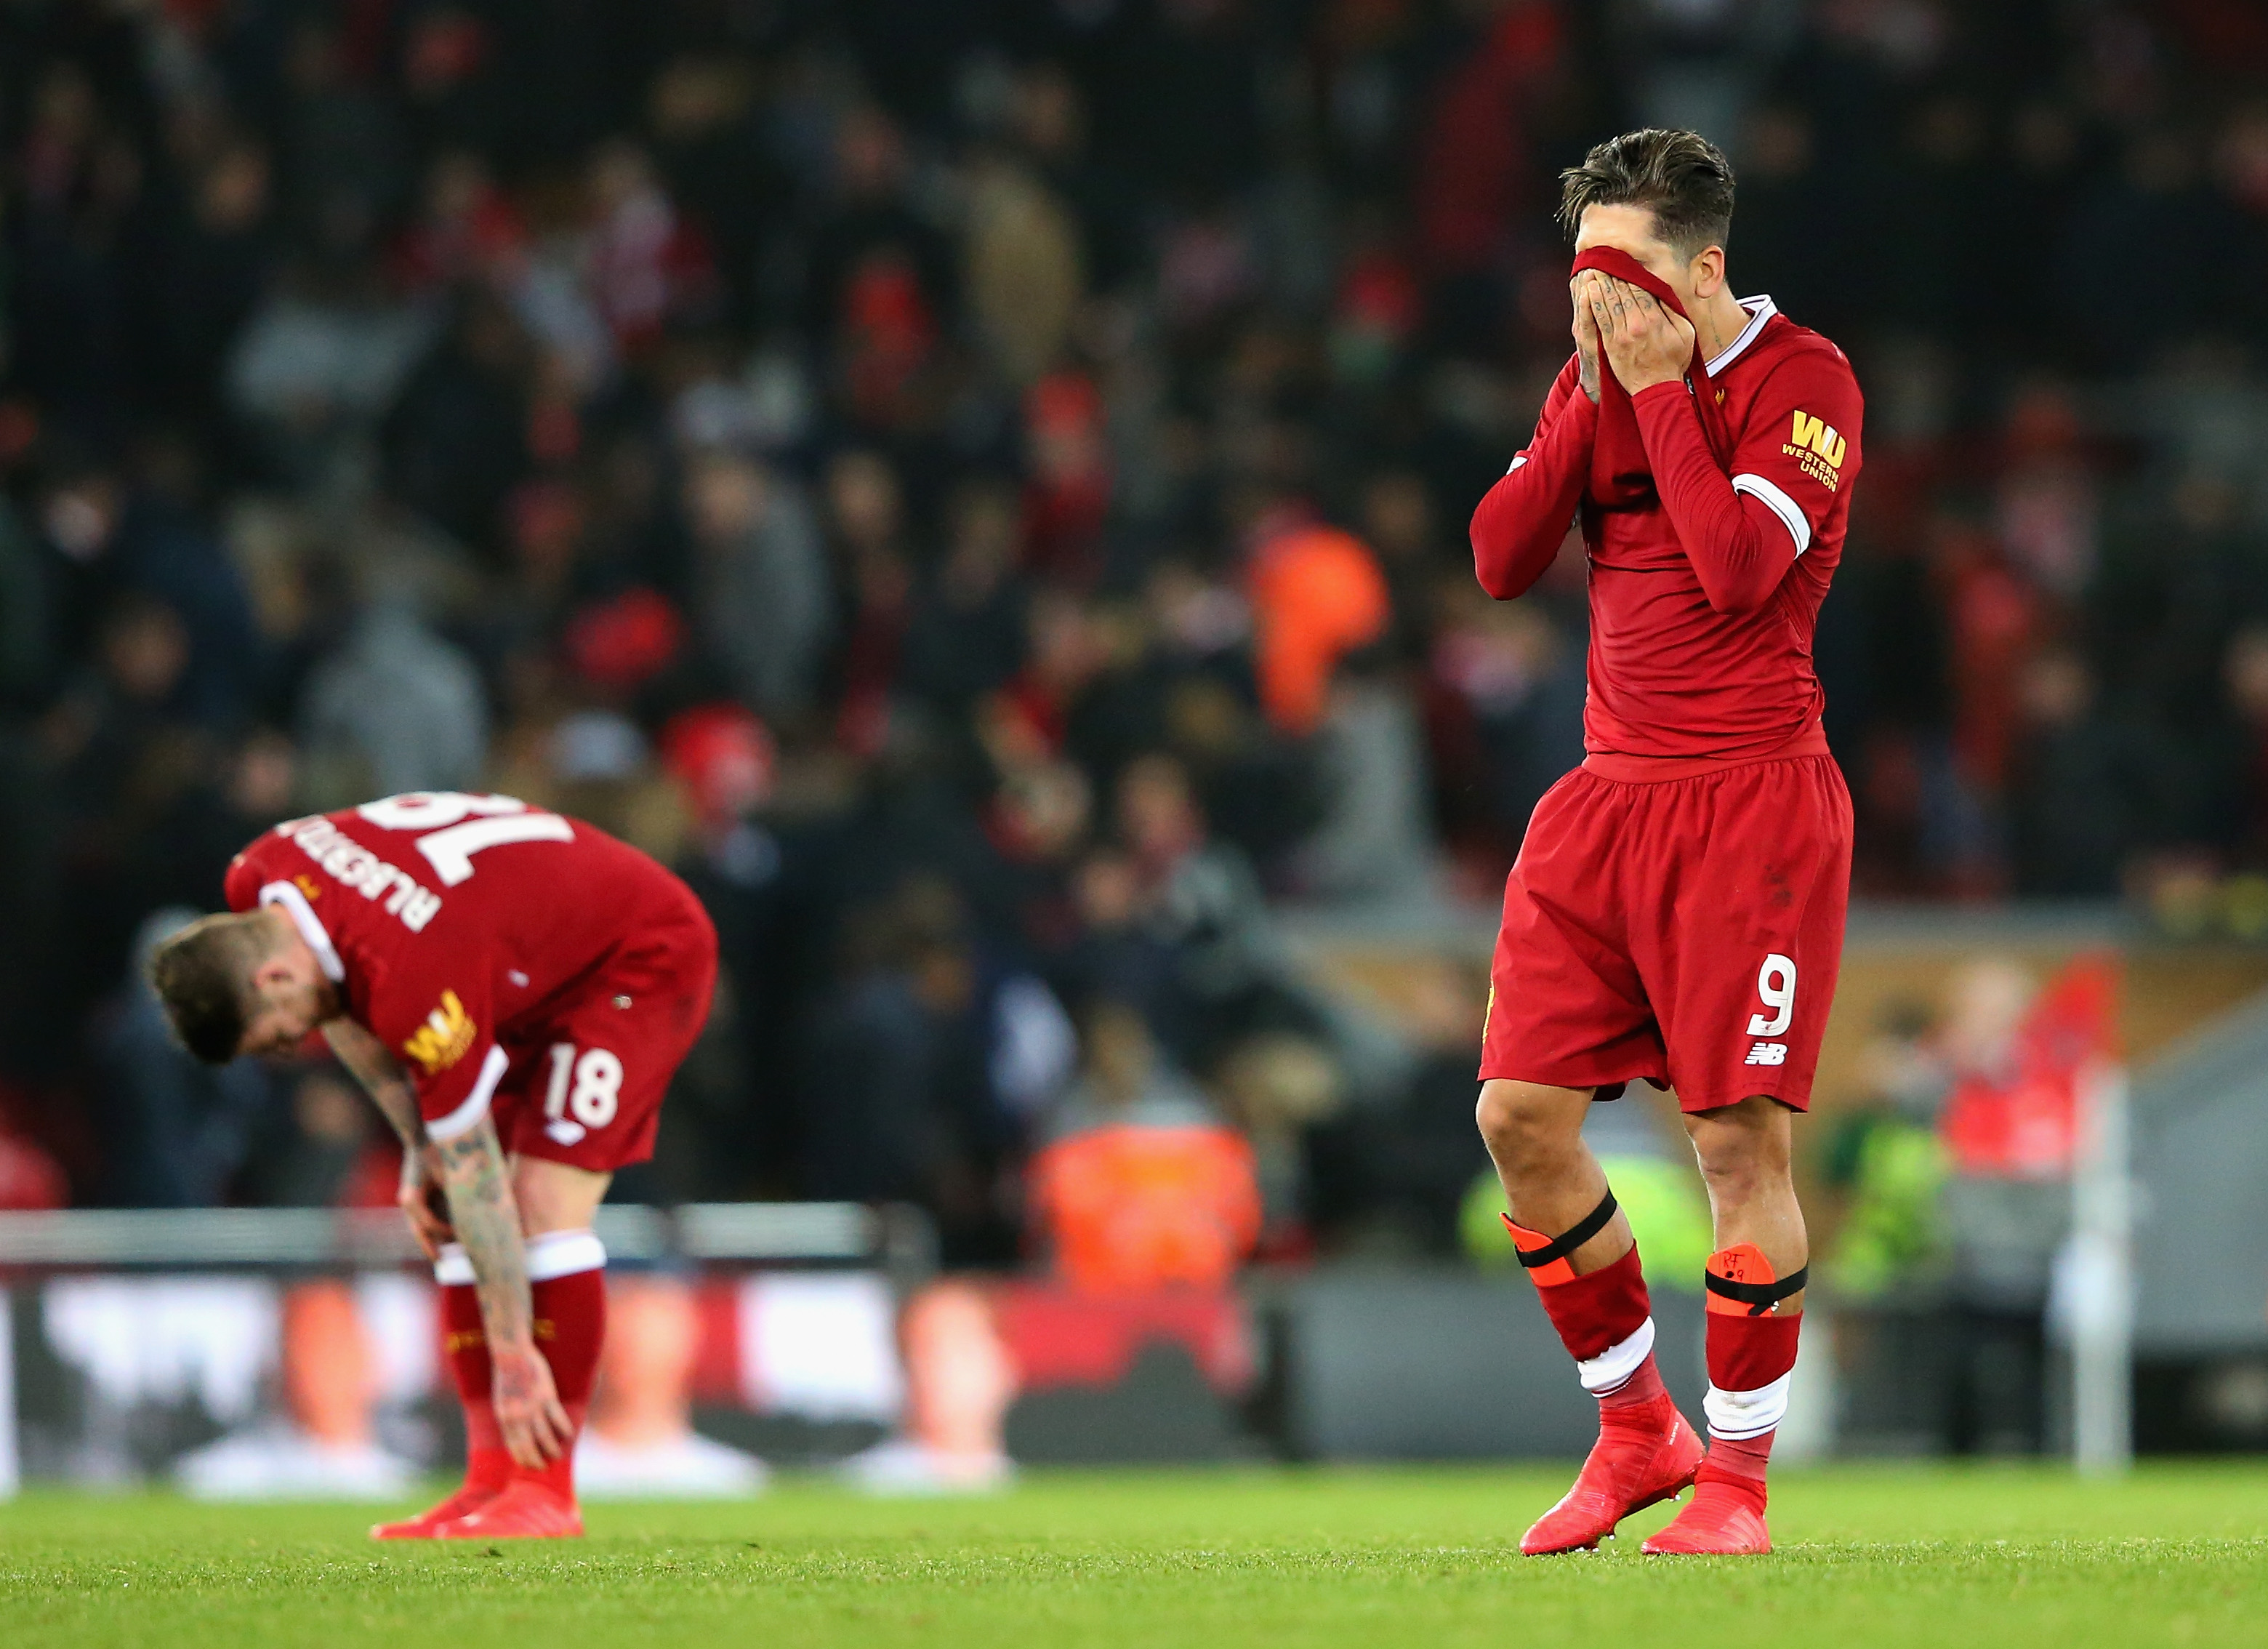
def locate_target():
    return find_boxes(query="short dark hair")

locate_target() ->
[1557,128,1736,259]
[147,912,274,1063]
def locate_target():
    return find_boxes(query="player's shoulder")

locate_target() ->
[1749,309,1859,389]
[1736,310,1863,431]
[223,819,308,909]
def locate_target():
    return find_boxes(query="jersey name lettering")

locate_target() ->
[276,816,443,931]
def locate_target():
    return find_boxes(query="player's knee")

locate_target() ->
[1692,1146,1777,1203]
[1688,1106,1793,1197]
[1475,1080,1583,1165]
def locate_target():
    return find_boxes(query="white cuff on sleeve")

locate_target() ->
[424,1044,509,1143]
[1731,473,1812,555]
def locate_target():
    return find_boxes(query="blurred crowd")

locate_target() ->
[1,0,2266,1240]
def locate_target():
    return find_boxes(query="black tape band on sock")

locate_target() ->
[1704,1264,1809,1315]
[1515,1189,1619,1271]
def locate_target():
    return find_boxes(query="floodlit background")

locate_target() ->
[0,0,2266,1496]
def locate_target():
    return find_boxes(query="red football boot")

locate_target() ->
[1641,1479,1772,1554]
[430,1478,584,1540]
[1521,1392,1705,1555]
[371,1476,507,1540]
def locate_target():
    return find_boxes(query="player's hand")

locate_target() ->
[491,1340,574,1469]
[397,1148,454,1261]
[1589,275,1695,395]
[1570,271,1604,404]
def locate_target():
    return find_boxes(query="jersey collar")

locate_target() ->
[259,880,346,983]
[1705,296,1777,374]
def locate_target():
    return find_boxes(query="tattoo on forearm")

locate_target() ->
[435,1115,534,1358]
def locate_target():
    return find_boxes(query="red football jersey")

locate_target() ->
[225,794,708,1136]
[1470,299,1865,762]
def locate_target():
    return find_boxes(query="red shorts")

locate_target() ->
[1480,753,1851,1113]
[492,899,718,1173]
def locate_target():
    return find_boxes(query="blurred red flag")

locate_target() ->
[1939,953,2120,1178]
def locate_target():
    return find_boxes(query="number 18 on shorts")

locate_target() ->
[542,1043,624,1147]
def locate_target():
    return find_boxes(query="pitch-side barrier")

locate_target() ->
[0,1201,936,1275]
[0,1203,936,1498]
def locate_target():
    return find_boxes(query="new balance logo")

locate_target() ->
[1744,1042,1789,1067]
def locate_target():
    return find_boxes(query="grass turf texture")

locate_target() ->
[4,1465,2265,1648]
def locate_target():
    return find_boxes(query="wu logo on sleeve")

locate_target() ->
[1784,412,1846,489]
[402,990,478,1074]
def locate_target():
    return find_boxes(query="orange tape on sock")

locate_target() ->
[1502,1213,1580,1285]
[1702,1243,1808,1317]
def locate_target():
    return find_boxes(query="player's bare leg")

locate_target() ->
[1644,1095,1806,1557]
[1478,1080,1703,1554]
[511,1155,613,1235]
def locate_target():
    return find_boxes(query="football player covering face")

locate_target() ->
[1466,128,1867,1558]
[1567,201,1755,407]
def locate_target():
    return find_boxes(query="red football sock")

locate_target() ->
[1598,1344,1667,1412]
[1503,1215,1660,1405]
[440,1277,512,1496]
[1700,1247,1803,1514]
[518,1232,608,1504]
[1696,1428,1774,1506]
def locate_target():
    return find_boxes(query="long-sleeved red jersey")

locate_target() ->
[1469,297,1864,765]
[225,795,709,1138]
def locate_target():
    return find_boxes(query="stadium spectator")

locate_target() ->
[1027,999,1260,1293]
[0,0,2264,1239]
[683,449,832,723]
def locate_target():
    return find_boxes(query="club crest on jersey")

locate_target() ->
[403,990,478,1075]
[1784,412,1846,492]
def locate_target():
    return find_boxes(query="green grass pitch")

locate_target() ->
[4,1464,2265,1647]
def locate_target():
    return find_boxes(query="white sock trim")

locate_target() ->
[1704,1370,1793,1440]
[526,1229,607,1281]
[431,1231,607,1286]
[1578,1315,1656,1396]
